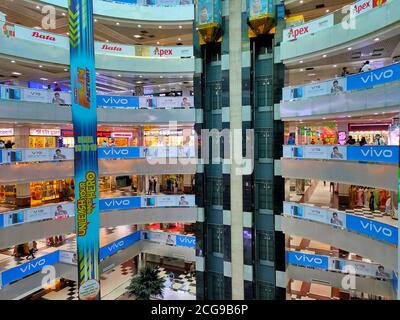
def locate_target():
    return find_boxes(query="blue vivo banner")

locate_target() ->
[347,146,399,164]
[96,95,139,108]
[346,215,397,245]
[176,235,196,248]
[98,147,141,159]
[287,251,329,269]
[99,231,141,260]
[99,197,141,211]
[346,63,400,91]
[1,251,60,286]
[69,0,100,300]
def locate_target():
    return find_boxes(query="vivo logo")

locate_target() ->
[102,97,129,105]
[361,69,394,84]
[360,220,392,237]
[294,254,323,265]
[102,149,129,156]
[360,148,393,158]
[19,258,46,273]
[178,237,195,245]
[108,240,124,252]
[104,199,131,207]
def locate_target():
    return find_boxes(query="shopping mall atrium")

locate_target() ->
[0,0,398,302]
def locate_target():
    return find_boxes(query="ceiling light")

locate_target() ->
[134,35,141,38]
[333,65,337,68]
[347,47,352,51]
[178,38,181,41]
[323,54,327,58]
[347,115,352,118]
[179,25,183,29]
[40,77,48,81]
[106,40,109,43]
[157,41,160,45]
[94,19,98,22]
[374,112,378,115]
[322,117,326,120]
[117,74,122,77]
[11,60,15,63]
[12,72,21,75]
[39,65,43,68]
[374,37,380,41]
[66,32,69,35]
[158,26,162,29]
[136,81,143,84]
[299,60,303,63]
[326,9,330,12]
[160,76,163,78]
[308,73,316,76]
[36,5,40,9]
[116,22,120,26]
[62,12,66,16]
[300,68,304,71]
[179,75,183,78]
[300,0,303,3]
[139,75,143,78]
[64,68,68,72]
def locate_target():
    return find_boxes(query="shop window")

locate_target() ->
[256,182,273,211]
[256,129,273,159]
[257,281,275,300]
[257,231,274,263]
[256,76,273,108]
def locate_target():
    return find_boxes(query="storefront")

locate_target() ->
[30,179,74,206]
[285,123,338,145]
[0,184,16,208]
[143,127,194,147]
[0,128,15,145]
[348,122,391,145]
[29,128,61,148]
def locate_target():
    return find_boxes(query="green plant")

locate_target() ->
[126,266,165,300]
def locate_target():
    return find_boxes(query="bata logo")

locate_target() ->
[101,44,122,52]
[360,148,393,158]
[353,1,371,14]
[294,253,324,265]
[288,26,309,39]
[360,220,392,237]
[361,69,394,83]
[31,31,56,41]
[153,47,173,57]
[104,199,131,207]
[102,97,129,105]
[102,148,130,156]
[108,240,125,251]
[20,258,46,273]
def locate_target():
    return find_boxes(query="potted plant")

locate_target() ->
[126,266,165,300]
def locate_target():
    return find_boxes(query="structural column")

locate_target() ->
[14,127,31,207]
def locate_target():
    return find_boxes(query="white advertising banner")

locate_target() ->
[21,88,49,103]
[140,194,195,208]
[48,91,71,105]
[283,14,334,42]
[329,258,392,279]
[14,25,68,47]
[141,231,177,246]
[59,250,78,265]
[24,206,52,223]
[95,42,135,56]
[157,96,193,109]
[282,78,346,101]
[149,46,193,58]
[22,148,73,162]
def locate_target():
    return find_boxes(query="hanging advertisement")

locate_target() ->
[287,251,329,269]
[330,258,392,279]
[346,63,400,91]
[248,0,273,20]
[95,42,135,56]
[303,206,345,227]
[197,0,213,24]
[49,91,72,105]
[69,0,100,300]
[283,14,334,42]
[99,197,141,211]
[141,231,177,246]
[99,231,140,260]
[96,95,139,108]
[282,78,346,101]
[98,146,141,159]
[347,145,398,164]
[157,96,194,109]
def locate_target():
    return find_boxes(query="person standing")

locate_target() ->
[4,140,14,149]
[152,176,157,194]
[148,177,153,195]
[360,61,371,72]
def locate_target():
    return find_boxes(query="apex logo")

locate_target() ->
[360,148,393,158]
[108,240,125,252]
[294,253,324,265]
[352,1,371,14]
[104,199,131,207]
[153,47,173,57]
[288,26,309,39]
[102,148,129,156]
[19,258,46,273]
[360,220,392,237]
[361,69,394,83]
[101,44,122,52]
[31,31,56,41]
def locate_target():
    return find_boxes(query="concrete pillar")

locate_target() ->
[229,0,244,300]
[14,127,31,207]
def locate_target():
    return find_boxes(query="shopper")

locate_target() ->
[148,177,153,195]
[346,136,356,145]
[341,67,349,77]
[360,61,371,72]
[287,132,296,145]
[374,134,385,145]
[26,247,36,260]
[359,137,367,146]
[152,176,157,194]
[5,140,14,149]
[54,83,62,92]
[0,140,5,148]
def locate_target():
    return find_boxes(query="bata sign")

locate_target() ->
[95,42,135,56]
[150,46,193,58]
[283,14,334,42]
[14,25,68,47]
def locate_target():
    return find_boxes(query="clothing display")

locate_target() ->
[348,185,390,212]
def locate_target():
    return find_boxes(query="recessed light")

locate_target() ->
[12,72,21,75]
[116,22,120,26]
[160,76,163,78]
[179,25,183,29]
[308,73,316,76]
[323,54,327,58]
[374,113,378,115]
[39,65,43,68]
[106,40,109,43]
[179,75,183,78]
[300,0,303,3]
[300,68,304,71]
[66,32,69,35]
[158,26,162,29]
[347,47,352,51]
[62,12,66,16]
[134,35,141,38]
[347,115,352,118]
[136,81,143,84]
[333,65,337,68]
[117,74,122,77]
[139,75,143,78]
[40,77,48,81]
[374,37,380,41]
[36,5,40,9]
[299,60,303,63]
[64,68,68,72]
[326,9,330,12]
[178,38,181,41]
[322,117,326,120]
[137,24,141,28]
[157,41,160,45]
[94,19,98,22]
[11,60,15,63]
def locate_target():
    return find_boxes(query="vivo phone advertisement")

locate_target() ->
[140,230,196,248]
[69,0,101,300]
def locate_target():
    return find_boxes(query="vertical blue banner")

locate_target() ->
[69,0,100,300]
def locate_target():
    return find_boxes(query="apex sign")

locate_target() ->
[287,26,309,40]
[153,47,173,57]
